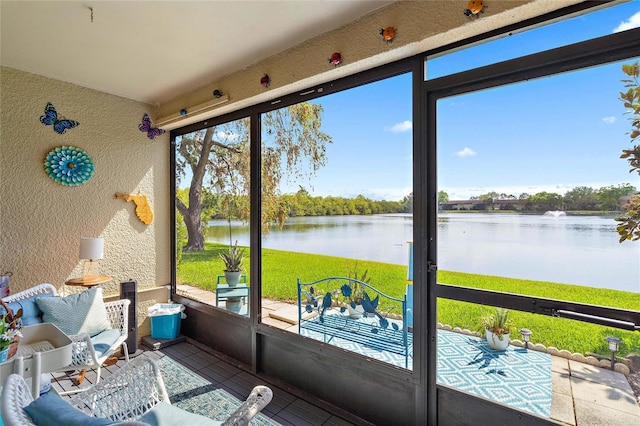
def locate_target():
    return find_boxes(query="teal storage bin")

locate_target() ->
[148,303,184,339]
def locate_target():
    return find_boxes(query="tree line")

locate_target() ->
[439,184,637,212]
[178,183,636,232]
[178,187,413,225]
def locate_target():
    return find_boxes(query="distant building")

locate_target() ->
[440,199,523,211]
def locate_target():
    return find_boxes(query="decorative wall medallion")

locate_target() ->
[44,146,95,186]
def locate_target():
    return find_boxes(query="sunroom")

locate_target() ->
[2,1,639,425]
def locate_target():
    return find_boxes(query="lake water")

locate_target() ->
[206,213,640,293]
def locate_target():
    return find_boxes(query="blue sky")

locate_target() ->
[293,1,640,201]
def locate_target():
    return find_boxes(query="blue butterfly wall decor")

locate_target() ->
[139,114,165,140]
[40,102,80,134]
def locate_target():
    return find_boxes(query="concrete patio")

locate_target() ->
[178,285,640,425]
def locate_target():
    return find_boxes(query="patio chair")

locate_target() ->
[1,356,273,426]
[2,283,130,393]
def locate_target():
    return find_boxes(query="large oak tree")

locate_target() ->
[176,103,331,252]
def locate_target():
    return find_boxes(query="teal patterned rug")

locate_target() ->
[156,356,277,425]
[300,326,551,418]
[437,330,552,417]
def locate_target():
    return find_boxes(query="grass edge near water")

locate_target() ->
[178,242,640,357]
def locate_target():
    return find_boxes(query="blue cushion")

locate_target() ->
[35,287,111,336]
[1,293,52,325]
[139,402,221,426]
[90,328,121,357]
[23,391,113,426]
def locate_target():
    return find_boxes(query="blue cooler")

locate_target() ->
[148,303,184,339]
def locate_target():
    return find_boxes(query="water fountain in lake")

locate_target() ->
[543,211,566,217]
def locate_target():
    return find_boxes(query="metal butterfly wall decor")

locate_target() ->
[138,113,165,140]
[40,102,80,134]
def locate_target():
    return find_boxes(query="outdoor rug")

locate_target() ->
[156,356,277,426]
[299,315,413,368]
[299,326,551,418]
[437,330,552,418]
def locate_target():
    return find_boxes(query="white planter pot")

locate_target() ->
[485,330,510,351]
[345,304,363,319]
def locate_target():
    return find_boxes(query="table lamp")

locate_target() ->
[79,237,104,279]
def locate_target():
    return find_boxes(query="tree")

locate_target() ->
[564,186,598,211]
[616,62,640,242]
[527,191,563,212]
[176,103,331,251]
[479,191,499,210]
[401,192,413,213]
[597,184,636,211]
[438,190,449,205]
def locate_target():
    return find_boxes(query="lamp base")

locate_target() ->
[82,259,101,278]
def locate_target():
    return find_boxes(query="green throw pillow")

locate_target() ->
[35,287,111,336]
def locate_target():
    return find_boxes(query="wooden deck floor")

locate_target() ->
[51,340,366,426]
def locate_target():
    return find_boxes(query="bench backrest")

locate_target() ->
[1,284,57,325]
[297,276,407,327]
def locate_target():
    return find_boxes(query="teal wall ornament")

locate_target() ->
[44,146,95,186]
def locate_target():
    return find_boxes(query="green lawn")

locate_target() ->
[178,242,640,357]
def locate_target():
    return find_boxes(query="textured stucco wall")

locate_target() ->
[156,0,581,129]
[0,67,171,299]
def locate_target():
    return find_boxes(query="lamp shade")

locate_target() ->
[79,237,104,260]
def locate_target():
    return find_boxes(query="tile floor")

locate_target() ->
[51,341,364,426]
[47,285,640,426]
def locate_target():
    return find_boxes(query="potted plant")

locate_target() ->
[480,307,513,351]
[0,300,22,362]
[338,266,370,319]
[219,240,244,287]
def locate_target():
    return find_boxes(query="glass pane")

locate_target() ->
[427,1,639,79]
[436,60,640,418]
[260,73,414,369]
[175,117,251,317]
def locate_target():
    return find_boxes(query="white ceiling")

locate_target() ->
[0,0,395,106]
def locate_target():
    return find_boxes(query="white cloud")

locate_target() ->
[307,186,412,201]
[602,116,616,124]
[386,121,412,132]
[455,147,476,158]
[215,130,240,142]
[613,11,640,32]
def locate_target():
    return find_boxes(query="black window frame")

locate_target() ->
[168,2,640,420]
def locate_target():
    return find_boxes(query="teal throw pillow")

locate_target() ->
[23,391,113,426]
[139,402,222,426]
[35,287,111,336]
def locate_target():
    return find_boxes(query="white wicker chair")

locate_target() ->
[2,283,131,392]
[1,357,273,426]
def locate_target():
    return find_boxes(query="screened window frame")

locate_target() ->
[168,4,640,422]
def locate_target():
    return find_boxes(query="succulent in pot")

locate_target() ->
[480,307,514,351]
[220,241,245,286]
